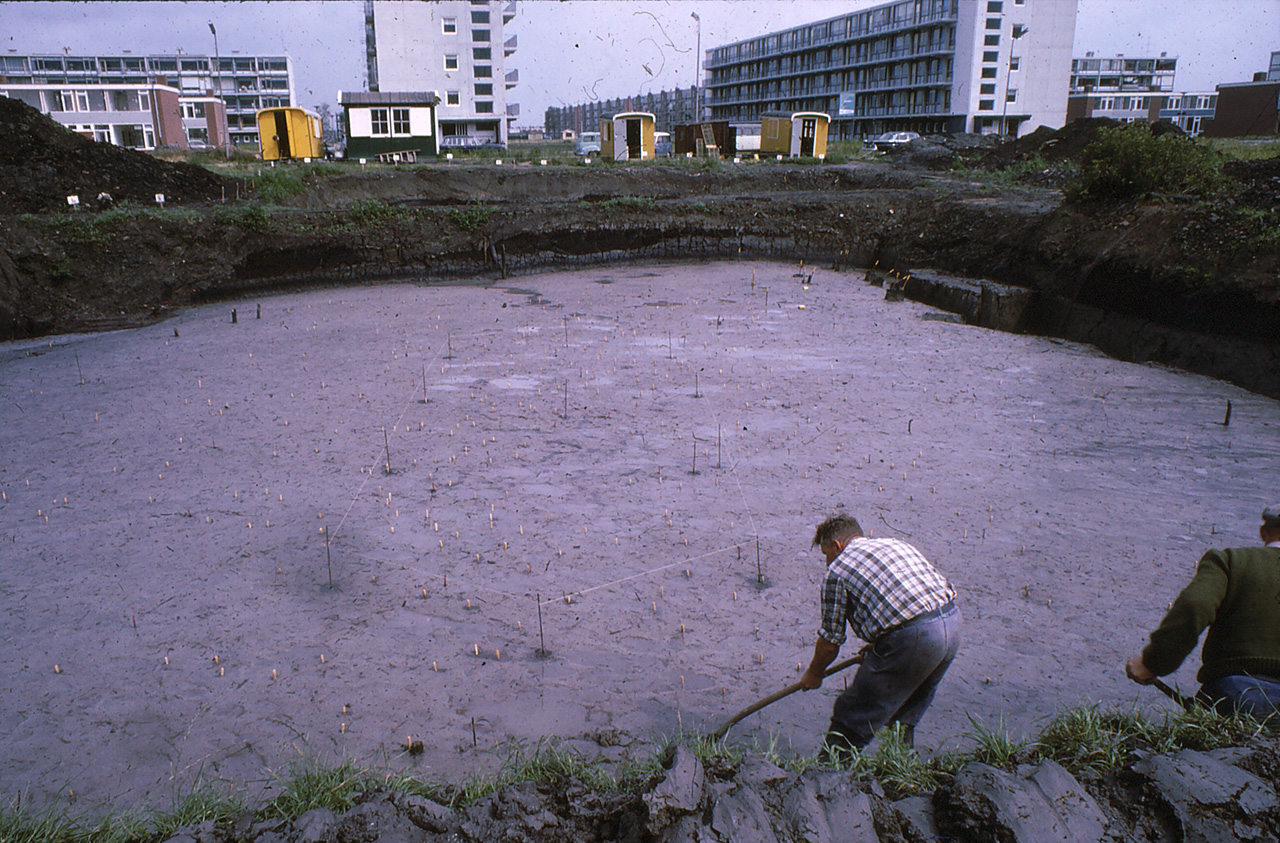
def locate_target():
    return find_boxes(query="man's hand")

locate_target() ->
[799,667,824,690]
[1125,656,1156,685]
[801,637,841,690]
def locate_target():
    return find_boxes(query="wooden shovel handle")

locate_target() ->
[711,654,864,739]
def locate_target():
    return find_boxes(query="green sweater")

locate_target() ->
[1142,546,1280,684]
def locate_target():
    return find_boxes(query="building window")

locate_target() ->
[445,54,459,70]
[1009,57,1020,71]
[442,17,457,34]
[392,108,410,134]
[471,11,489,24]
[979,99,994,111]
[476,101,493,113]
[987,1,1002,10]
[472,29,490,42]
[1007,89,1017,102]
[983,51,999,63]
[474,65,492,78]
[985,35,1000,46]
[985,17,1001,29]
[371,107,389,134]
[446,91,460,106]
[980,83,996,95]
[473,47,491,60]
[474,83,492,96]
[981,67,997,78]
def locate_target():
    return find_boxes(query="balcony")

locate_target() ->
[505,35,518,56]
[503,2,516,23]
[505,68,519,88]
[506,102,519,117]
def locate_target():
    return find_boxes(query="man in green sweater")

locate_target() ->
[1126,505,1280,715]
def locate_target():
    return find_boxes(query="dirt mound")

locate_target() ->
[979,117,1122,169]
[0,96,232,213]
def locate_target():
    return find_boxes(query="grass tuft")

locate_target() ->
[257,759,381,820]
[964,715,1026,769]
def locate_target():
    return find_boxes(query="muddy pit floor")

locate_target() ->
[2,260,1278,813]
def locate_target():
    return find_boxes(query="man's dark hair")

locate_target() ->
[813,514,862,547]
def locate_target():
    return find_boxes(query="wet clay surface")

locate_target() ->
[2,260,1277,813]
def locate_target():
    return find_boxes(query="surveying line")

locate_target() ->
[538,544,743,607]
[698,372,761,540]
[332,346,441,543]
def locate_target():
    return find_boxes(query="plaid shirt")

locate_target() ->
[819,537,955,646]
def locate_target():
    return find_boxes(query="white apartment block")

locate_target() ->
[704,0,1076,140]
[0,51,295,148]
[364,0,518,147]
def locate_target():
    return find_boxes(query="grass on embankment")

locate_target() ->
[2,701,1271,843]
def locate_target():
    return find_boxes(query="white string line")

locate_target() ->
[332,344,440,543]
[537,543,744,607]
[698,388,760,539]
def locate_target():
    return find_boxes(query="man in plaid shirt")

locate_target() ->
[801,514,960,754]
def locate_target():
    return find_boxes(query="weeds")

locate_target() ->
[346,199,414,225]
[1066,123,1228,202]
[444,202,498,232]
[593,196,656,211]
[252,168,306,203]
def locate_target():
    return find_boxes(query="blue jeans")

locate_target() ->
[1199,674,1280,717]
[829,602,962,748]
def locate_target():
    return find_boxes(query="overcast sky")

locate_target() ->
[2,0,1276,124]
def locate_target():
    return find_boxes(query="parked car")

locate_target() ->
[866,131,921,151]
[654,131,672,158]
[576,131,602,156]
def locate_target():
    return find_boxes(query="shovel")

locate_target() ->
[710,654,864,740]
[660,654,864,767]
[1152,677,1197,712]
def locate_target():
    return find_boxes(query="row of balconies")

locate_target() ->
[709,45,955,84]
[707,9,958,69]
[709,77,950,107]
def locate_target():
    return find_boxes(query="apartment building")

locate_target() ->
[0,51,295,148]
[364,0,518,147]
[1157,93,1217,137]
[545,87,699,138]
[1065,53,1178,123]
[703,0,1076,140]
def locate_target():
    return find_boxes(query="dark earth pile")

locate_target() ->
[0,96,231,213]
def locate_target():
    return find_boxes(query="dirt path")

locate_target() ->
[2,260,1277,813]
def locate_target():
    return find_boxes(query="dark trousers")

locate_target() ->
[1199,673,1280,717]
[829,603,961,748]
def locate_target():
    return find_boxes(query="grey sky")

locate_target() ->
[2,0,1275,125]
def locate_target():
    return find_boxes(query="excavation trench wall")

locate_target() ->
[198,218,1279,400]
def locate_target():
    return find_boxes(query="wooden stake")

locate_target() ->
[325,526,333,589]
[536,593,547,656]
[1222,400,1232,426]
[383,427,392,474]
[74,350,84,385]
[756,537,763,584]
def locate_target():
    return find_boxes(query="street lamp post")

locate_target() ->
[1000,25,1028,137]
[691,12,701,122]
[209,22,230,158]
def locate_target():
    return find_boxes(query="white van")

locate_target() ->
[576,131,601,156]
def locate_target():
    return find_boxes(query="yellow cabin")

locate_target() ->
[759,111,830,158]
[599,112,655,162]
[257,107,324,161]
